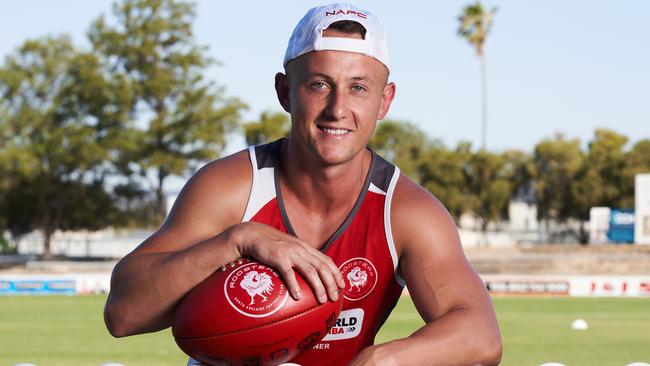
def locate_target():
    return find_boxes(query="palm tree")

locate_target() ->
[458,2,497,150]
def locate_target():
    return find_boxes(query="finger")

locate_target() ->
[305,251,343,301]
[296,263,328,304]
[315,261,341,302]
[298,243,344,300]
[278,265,302,301]
[292,239,344,288]
[322,255,345,289]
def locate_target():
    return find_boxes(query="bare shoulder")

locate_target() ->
[391,174,483,320]
[391,174,461,256]
[136,149,252,254]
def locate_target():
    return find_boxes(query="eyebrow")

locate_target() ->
[304,73,374,84]
[351,76,374,84]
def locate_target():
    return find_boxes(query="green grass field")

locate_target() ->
[0,295,648,366]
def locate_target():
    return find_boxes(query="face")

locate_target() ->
[275,42,395,166]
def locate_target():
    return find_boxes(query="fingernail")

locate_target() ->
[319,294,327,303]
[295,289,302,300]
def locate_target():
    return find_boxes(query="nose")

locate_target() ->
[323,87,349,121]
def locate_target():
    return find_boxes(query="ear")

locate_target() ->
[275,72,291,113]
[377,82,396,120]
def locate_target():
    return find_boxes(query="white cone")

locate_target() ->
[571,318,588,330]
[539,363,566,366]
[101,363,125,366]
[626,363,650,366]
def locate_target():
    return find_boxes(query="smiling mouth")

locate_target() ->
[318,126,351,136]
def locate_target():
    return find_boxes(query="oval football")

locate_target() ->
[173,259,343,366]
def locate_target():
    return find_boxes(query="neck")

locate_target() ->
[280,138,371,213]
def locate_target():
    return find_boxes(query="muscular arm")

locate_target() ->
[350,176,502,366]
[104,151,250,337]
[104,151,344,337]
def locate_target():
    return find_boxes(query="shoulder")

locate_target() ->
[167,149,252,227]
[137,149,253,253]
[390,175,484,320]
[390,174,463,262]
[391,174,458,243]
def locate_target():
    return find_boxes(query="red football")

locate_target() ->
[173,258,343,366]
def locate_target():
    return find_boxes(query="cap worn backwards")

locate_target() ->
[283,3,389,70]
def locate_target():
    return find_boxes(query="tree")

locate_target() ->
[0,130,12,248]
[0,176,37,243]
[621,139,650,208]
[0,36,125,258]
[243,111,290,145]
[570,164,603,244]
[88,0,246,220]
[110,180,159,228]
[502,149,535,201]
[369,120,430,179]
[59,180,120,231]
[586,129,628,206]
[458,1,496,150]
[417,142,471,220]
[568,129,628,243]
[463,149,512,240]
[533,134,584,225]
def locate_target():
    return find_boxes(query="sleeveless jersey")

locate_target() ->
[188,139,404,366]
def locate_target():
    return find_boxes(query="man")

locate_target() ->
[104,3,502,365]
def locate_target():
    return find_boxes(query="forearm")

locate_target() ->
[355,307,502,366]
[104,230,241,337]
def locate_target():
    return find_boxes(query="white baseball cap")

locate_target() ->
[283,3,389,70]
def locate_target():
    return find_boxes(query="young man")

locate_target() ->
[104,3,502,365]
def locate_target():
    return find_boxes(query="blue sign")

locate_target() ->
[0,279,76,295]
[608,208,635,243]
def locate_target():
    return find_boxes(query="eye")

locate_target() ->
[351,84,367,93]
[310,81,328,90]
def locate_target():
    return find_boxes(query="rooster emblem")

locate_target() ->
[240,271,274,305]
[347,266,368,292]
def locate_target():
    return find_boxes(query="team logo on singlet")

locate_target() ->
[339,257,377,301]
[224,262,288,317]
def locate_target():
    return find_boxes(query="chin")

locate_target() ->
[312,144,363,166]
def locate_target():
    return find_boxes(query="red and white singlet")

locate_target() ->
[189,139,405,365]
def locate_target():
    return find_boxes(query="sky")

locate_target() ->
[1,0,649,155]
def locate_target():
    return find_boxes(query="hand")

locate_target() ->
[228,221,345,304]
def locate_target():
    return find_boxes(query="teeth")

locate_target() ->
[322,127,349,135]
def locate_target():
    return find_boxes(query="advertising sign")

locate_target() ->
[570,276,650,297]
[0,279,76,295]
[0,273,111,295]
[589,207,611,244]
[607,208,635,243]
[482,275,650,298]
[635,174,650,244]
